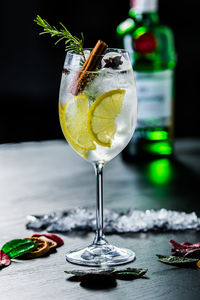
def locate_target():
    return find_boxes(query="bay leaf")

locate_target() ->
[113,268,148,279]
[156,254,199,267]
[65,267,148,280]
[64,268,115,277]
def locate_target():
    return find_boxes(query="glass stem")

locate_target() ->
[93,162,108,246]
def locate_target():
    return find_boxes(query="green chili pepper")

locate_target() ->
[2,239,37,258]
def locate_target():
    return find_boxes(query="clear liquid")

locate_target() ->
[59,67,137,163]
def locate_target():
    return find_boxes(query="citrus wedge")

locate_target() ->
[87,89,125,147]
[21,237,50,258]
[59,103,88,158]
[59,95,96,158]
[34,235,57,251]
[47,240,57,251]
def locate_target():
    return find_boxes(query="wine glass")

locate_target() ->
[59,46,137,266]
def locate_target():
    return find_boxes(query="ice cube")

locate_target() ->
[84,49,91,60]
[64,51,87,71]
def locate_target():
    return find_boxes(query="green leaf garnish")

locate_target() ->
[2,239,37,259]
[156,254,199,267]
[64,267,148,280]
[34,15,85,61]
[113,268,148,279]
[64,268,115,277]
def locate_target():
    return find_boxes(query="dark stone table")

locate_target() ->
[0,139,200,300]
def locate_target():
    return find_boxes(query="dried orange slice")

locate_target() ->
[47,240,57,250]
[197,260,200,269]
[21,237,50,258]
[37,236,57,250]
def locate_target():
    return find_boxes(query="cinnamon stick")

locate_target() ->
[68,40,108,95]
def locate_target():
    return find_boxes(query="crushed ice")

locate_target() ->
[26,208,200,233]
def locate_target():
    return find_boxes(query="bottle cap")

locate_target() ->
[130,0,158,13]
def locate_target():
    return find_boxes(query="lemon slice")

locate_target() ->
[87,89,125,147]
[59,103,88,158]
[59,95,96,157]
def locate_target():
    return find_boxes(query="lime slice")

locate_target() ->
[59,95,96,156]
[87,89,125,147]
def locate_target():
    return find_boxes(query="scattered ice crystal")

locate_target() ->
[26,208,200,233]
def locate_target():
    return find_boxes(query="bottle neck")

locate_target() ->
[129,11,159,25]
[130,0,158,13]
[129,0,159,25]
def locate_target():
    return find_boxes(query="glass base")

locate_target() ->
[66,243,136,267]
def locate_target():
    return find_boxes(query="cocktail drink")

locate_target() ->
[59,41,137,266]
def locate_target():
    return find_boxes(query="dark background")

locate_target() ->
[0,0,199,143]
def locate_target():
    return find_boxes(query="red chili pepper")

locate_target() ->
[170,240,200,258]
[170,240,200,249]
[0,250,11,268]
[32,233,64,247]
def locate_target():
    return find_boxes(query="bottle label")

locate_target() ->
[134,70,173,128]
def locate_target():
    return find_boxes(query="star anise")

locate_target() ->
[104,56,123,69]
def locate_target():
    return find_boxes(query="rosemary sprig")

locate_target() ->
[34,15,86,61]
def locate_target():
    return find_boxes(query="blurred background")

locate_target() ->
[0,0,199,143]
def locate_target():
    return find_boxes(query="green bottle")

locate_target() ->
[117,0,177,161]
